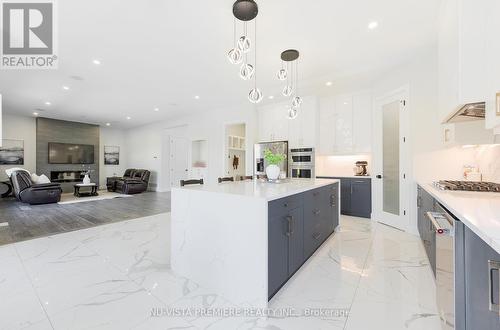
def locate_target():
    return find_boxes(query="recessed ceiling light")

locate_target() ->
[33,112,39,116]
[154,107,159,112]
[93,59,101,65]
[325,81,333,86]
[268,95,274,100]
[194,95,200,100]
[62,86,70,90]
[368,21,379,30]
[45,101,51,106]
[344,102,348,105]
[106,123,111,126]
[126,116,131,120]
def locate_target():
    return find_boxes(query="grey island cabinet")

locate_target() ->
[171,178,340,309]
[268,183,339,299]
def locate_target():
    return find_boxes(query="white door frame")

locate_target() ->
[372,85,410,231]
[222,121,248,177]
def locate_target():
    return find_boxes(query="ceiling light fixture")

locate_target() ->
[194,95,200,100]
[93,59,101,65]
[228,0,262,104]
[106,123,111,126]
[62,86,70,90]
[33,112,39,116]
[326,81,333,87]
[126,116,131,120]
[368,21,379,30]
[268,95,274,100]
[154,107,159,112]
[45,101,51,106]
[277,49,301,119]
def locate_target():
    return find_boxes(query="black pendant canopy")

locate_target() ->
[233,0,259,21]
[281,49,300,62]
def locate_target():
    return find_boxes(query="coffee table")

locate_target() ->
[74,183,98,197]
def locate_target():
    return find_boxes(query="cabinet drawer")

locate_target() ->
[269,194,303,218]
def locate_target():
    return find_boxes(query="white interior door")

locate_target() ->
[169,136,189,188]
[373,88,409,231]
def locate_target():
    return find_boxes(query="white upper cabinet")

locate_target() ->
[485,0,500,129]
[318,91,372,155]
[257,96,318,148]
[438,0,487,122]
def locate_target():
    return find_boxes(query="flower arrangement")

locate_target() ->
[264,149,286,165]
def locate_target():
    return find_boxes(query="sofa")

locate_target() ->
[10,170,62,205]
[108,169,150,194]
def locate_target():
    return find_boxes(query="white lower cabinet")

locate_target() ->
[318,91,372,155]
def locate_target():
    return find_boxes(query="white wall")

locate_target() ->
[125,104,257,191]
[99,127,128,189]
[316,154,372,177]
[0,114,36,180]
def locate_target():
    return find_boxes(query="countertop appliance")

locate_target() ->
[434,180,500,192]
[254,141,289,178]
[354,161,368,176]
[427,203,456,330]
[289,147,315,179]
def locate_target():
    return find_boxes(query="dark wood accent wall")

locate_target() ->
[36,118,100,193]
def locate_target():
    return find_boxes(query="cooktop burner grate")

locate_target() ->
[434,180,500,192]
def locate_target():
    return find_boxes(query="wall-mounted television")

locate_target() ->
[48,143,95,164]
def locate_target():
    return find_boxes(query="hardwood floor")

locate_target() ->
[0,191,171,245]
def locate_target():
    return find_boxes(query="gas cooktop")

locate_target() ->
[434,180,500,192]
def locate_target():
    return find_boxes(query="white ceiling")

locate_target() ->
[0,0,441,128]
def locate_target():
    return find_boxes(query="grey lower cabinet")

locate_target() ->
[268,183,339,299]
[462,226,500,330]
[317,177,371,218]
[417,185,436,277]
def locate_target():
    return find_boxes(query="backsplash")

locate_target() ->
[473,145,500,183]
[316,154,372,177]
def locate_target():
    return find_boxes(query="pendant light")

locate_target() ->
[227,0,263,104]
[278,49,302,119]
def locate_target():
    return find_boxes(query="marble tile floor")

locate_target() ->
[0,213,442,330]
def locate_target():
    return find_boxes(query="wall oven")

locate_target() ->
[289,148,315,179]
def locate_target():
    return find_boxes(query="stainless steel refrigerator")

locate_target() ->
[254,141,289,178]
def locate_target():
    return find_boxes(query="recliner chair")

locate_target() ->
[10,170,62,205]
[110,169,150,194]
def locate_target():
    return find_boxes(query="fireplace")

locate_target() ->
[50,171,86,183]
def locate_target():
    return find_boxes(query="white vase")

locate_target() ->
[83,174,91,184]
[265,164,280,181]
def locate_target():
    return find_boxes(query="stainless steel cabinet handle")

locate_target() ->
[488,260,500,314]
[417,196,422,208]
[330,195,335,206]
[426,212,452,235]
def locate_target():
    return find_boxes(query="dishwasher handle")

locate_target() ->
[426,212,453,236]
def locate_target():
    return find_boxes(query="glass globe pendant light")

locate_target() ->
[278,49,302,118]
[237,36,251,53]
[227,48,242,64]
[240,62,254,80]
[287,106,299,120]
[277,67,287,81]
[282,85,293,97]
[292,96,303,108]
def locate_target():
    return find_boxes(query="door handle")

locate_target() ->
[285,215,293,236]
[376,175,382,179]
[488,260,500,314]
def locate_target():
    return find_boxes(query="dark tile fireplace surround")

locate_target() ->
[36,118,100,193]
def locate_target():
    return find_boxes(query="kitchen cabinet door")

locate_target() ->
[339,178,352,215]
[258,108,274,142]
[352,92,372,153]
[485,0,500,129]
[464,226,500,330]
[334,95,353,152]
[350,179,372,218]
[268,212,290,298]
[287,207,305,275]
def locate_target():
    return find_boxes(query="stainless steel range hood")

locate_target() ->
[443,102,485,123]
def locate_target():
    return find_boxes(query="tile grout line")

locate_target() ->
[342,221,378,330]
[13,242,56,330]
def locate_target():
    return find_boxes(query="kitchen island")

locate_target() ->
[171,178,340,308]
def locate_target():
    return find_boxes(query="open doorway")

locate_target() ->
[224,123,246,179]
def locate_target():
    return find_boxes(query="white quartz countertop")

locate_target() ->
[173,178,339,201]
[419,183,500,254]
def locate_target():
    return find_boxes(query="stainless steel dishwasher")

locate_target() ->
[427,203,455,330]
